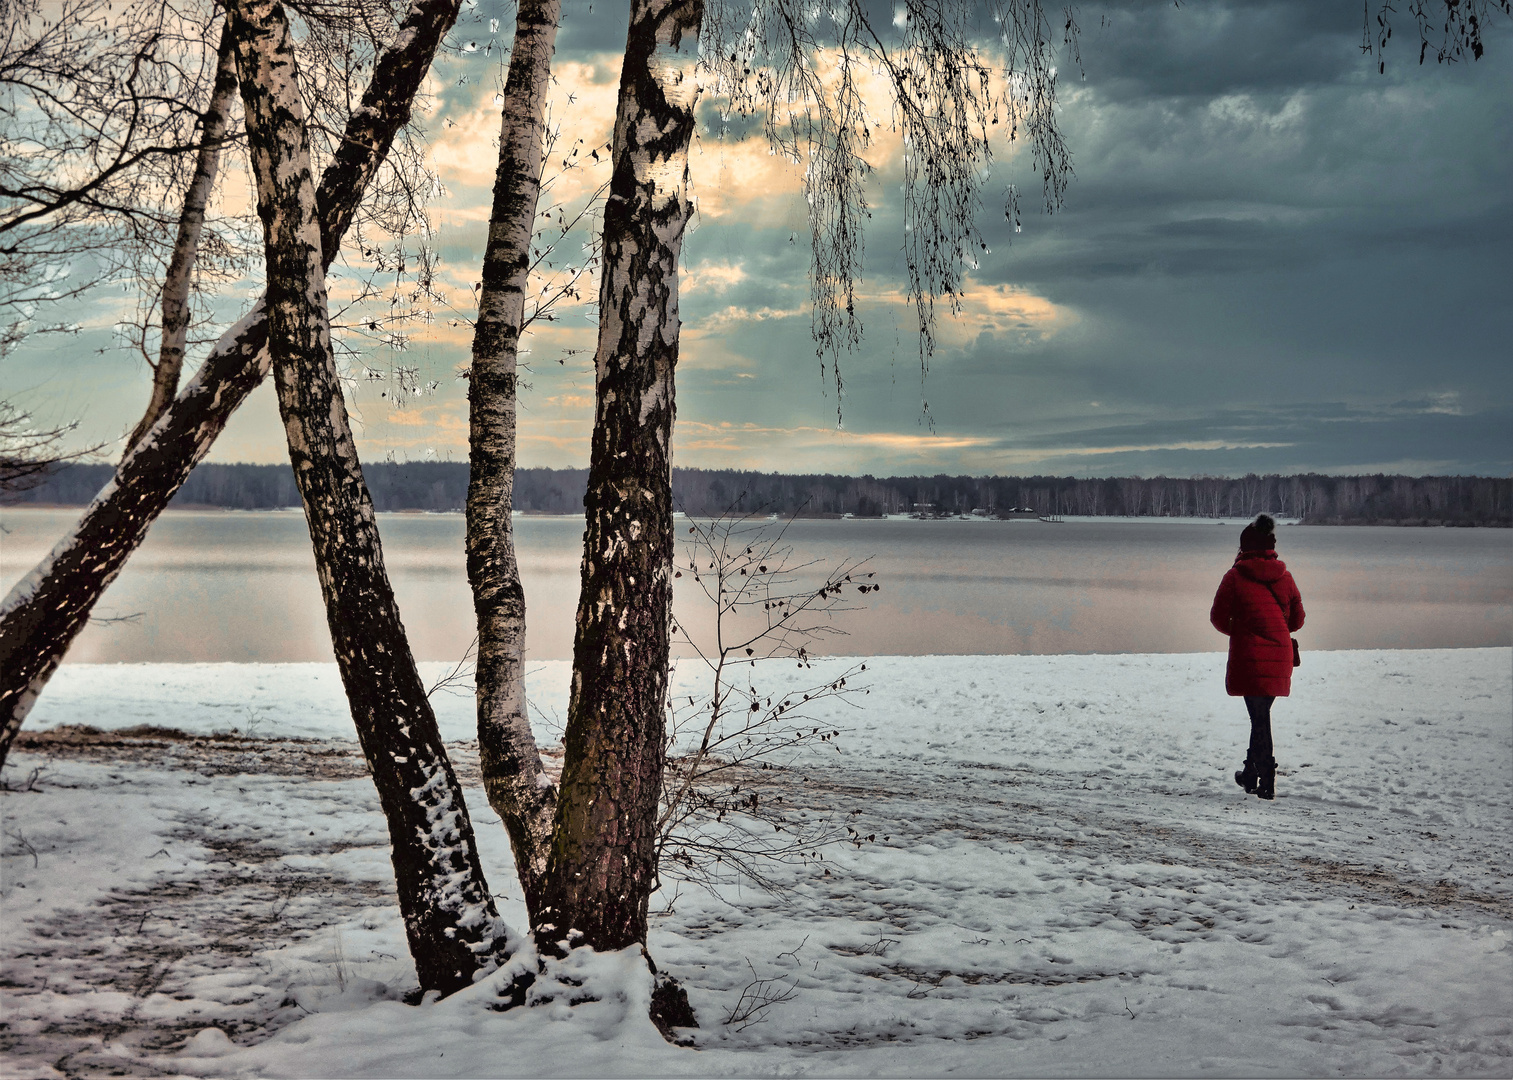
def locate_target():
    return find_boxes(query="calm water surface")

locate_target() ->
[1,509,1507,663]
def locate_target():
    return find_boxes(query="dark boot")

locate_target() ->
[1256,757,1277,800]
[1234,758,1259,794]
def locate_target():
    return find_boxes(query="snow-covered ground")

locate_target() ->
[3,649,1510,1077]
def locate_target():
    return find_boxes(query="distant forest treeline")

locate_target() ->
[10,463,1510,525]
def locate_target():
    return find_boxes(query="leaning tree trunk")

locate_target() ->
[228,0,508,995]
[465,0,561,920]
[537,0,703,955]
[0,0,462,769]
[124,22,240,454]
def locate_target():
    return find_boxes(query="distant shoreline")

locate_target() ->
[8,463,1509,526]
[4,504,1504,527]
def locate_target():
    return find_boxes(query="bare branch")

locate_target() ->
[701,0,1077,418]
[1362,0,1511,71]
[656,505,876,897]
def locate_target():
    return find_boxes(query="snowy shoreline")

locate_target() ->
[3,648,1510,1077]
[14,648,1502,745]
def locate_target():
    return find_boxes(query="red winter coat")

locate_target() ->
[1209,551,1305,697]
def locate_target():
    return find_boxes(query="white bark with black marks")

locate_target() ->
[124,22,241,455]
[0,0,463,767]
[227,0,509,995]
[539,0,703,955]
[465,0,561,922]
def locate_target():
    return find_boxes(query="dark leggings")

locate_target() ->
[1244,695,1275,761]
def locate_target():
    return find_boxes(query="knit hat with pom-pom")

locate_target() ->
[1239,513,1276,552]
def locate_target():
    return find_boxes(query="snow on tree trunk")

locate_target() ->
[228,0,508,995]
[537,0,703,954]
[465,0,560,921]
[0,0,462,769]
[124,23,240,455]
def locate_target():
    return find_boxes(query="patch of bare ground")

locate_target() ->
[1295,856,1512,914]
[880,964,1130,989]
[12,725,374,782]
[9,724,567,787]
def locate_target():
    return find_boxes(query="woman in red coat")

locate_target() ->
[1210,514,1305,800]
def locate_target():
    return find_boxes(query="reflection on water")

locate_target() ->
[1,508,1508,663]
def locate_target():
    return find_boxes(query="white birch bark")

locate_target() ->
[466,0,560,921]
[227,0,509,995]
[540,0,703,954]
[124,23,240,454]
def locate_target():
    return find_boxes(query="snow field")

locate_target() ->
[1,648,1509,1076]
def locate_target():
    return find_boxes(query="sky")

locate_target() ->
[5,0,1511,478]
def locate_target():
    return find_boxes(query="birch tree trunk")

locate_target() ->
[465,0,560,920]
[124,23,240,454]
[0,0,462,768]
[228,0,508,996]
[537,0,703,954]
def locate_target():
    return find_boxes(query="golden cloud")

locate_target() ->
[687,135,807,220]
[544,393,594,410]
[426,57,620,202]
[682,260,749,294]
[675,419,998,453]
[936,282,1072,345]
[687,302,808,336]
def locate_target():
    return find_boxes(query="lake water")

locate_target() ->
[1,508,1508,663]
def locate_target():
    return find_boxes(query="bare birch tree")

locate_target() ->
[0,0,463,766]
[457,3,699,1032]
[535,0,704,958]
[464,0,562,919]
[122,24,242,451]
[225,0,511,995]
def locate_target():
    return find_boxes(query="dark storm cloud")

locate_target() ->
[984,81,1512,278]
[827,2,1511,476]
[1075,0,1366,97]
